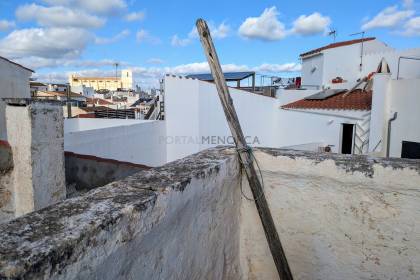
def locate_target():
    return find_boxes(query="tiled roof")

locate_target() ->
[281,89,372,111]
[300,37,376,57]
[37,91,84,98]
[36,91,85,98]
[86,97,114,105]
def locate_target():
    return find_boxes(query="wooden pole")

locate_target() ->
[196,19,293,280]
[66,84,72,118]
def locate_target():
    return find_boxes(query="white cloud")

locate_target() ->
[189,22,231,39]
[136,29,148,42]
[125,11,145,21]
[291,13,331,36]
[16,3,105,28]
[14,57,124,69]
[95,29,130,44]
[254,63,302,72]
[136,29,160,44]
[362,5,414,30]
[42,0,127,15]
[403,0,414,8]
[239,7,286,41]
[402,16,420,35]
[173,22,231,47]
[0,27,93,60]
[211,22,230,39]
[0,20,15,32]
[147,58,164,65]
[171,34,191,47]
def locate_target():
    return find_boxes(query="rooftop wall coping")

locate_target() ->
[2,98,65,106]
[0,146,237,279]
[256,148,420,177]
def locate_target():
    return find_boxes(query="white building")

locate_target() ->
[71,85,95,98]
[63,38,420,168]
[279,37,420,158]
[0,56,33,141]
[69,69,134,91]
[30,81,48,96]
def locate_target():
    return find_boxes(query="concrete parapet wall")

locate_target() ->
[1,147,420,279]
[65,151,150,192]
[0,147,241,279]
[241,148,420,280]
[64,119,166,167]
[1,99,66,223]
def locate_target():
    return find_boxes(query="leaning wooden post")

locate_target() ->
[196,19,293,280]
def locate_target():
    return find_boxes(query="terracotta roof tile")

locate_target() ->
[281,89,372,111]
[300,37,376,57]
[86,97,114,105]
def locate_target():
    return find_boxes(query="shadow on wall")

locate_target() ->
[65,152,151,197]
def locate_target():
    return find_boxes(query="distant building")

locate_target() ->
[71,85,95,98]
[30,81,48,96]
[0,56,33,141]
[69,69,133,91]
[48,83,68,92]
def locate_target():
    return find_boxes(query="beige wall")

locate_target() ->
[241,149,420,280]
[69,70,133,91]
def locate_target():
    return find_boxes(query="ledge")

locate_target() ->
[256,148,420,177]
[2,98,65,106]
[0,146,237,279]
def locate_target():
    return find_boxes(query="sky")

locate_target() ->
[0,0,419,88]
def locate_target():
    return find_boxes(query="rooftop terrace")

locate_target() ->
[1,147,419,279]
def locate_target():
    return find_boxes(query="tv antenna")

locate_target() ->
[350,31,366,72]
[328,28,337,42]
[114,62,119,80]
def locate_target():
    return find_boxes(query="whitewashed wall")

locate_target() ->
[165,75,371,160]
[388,78,420,157]
[0,59,32,140]
[276,88,319,105]
[276,109,366,153]
[65,119,166,167]
[303,39,420,88]
[165,76,278,162]
[301,54,324,88]
[368,74,391,156]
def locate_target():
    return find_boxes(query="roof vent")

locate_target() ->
[377,58,391,74]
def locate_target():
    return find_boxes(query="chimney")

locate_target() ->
[1,98,66,221]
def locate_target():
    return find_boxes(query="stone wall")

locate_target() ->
[241,149,420,280]
[65,152,150,193]
[0,147,242,279]
[0,140,14,221]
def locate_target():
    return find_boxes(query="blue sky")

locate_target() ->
[0,0,419,88]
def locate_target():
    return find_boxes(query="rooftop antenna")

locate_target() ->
[114,62,119,80]
[328,28,337,42]
[350,31,366,72]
